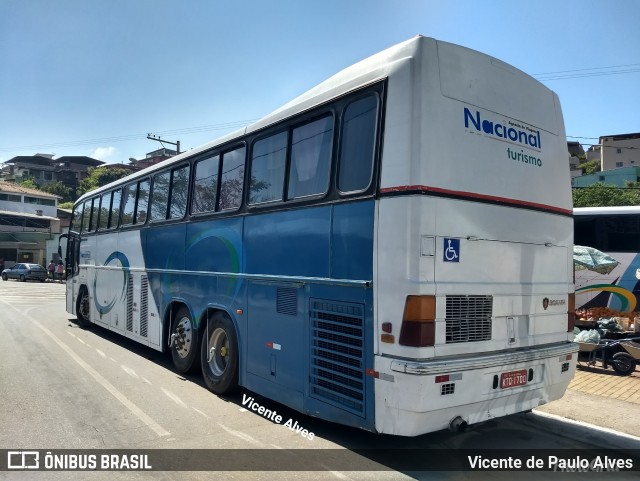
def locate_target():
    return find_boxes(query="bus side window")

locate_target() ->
[169,165,190,219]
[110,189,122,229]
[287,116,333,199]
[98,191,111,230]
[136,179,150,224]
[219,146,246,211]
[151,171,170,221]
[121,182,137,226]
[71,203,83,232]
[338,95,378,193]
[250,132,286,205]
[192,154,220,214]
[80,199,92,233]
[91,198,100,232]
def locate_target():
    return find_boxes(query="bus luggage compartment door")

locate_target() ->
[246,281,305,393]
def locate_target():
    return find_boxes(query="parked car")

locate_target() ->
[1,263,48,282]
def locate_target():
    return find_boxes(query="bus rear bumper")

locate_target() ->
[374,342,578,436]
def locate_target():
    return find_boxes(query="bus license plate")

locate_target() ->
[500,370,527,389]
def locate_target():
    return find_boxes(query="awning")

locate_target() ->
[0,209,58,221]
[0,232,53,242]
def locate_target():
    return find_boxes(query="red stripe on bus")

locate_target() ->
[379,185,572,216]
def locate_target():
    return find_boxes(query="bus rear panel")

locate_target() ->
[372,38,576,435]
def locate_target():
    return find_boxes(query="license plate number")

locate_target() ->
[500,370,528,389]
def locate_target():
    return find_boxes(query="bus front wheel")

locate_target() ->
[170,306,200,374]
[76,287,92,327]
[201,311,239,395]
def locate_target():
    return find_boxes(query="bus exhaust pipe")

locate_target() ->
[449,416,468,433]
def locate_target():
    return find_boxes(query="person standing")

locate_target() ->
[48,259,56,281]
[56,261,65,283]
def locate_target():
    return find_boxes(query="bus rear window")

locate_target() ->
[338,95,378,193]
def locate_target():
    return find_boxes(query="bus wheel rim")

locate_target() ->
[207,327,229,377]
[79,292,90,319]
[174,316,193,359]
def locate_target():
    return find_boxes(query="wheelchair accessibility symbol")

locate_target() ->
[443,238,460,262]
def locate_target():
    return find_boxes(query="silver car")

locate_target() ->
[1,263,48,282]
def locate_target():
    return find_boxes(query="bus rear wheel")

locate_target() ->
[170,306,200,374]
[201,311,239,395]
[76,287,92,327]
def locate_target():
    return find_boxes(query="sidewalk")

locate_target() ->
[535,363,640,437]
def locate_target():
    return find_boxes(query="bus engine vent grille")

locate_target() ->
[310,299,365,416]
[126,273,134,333]
[276,287,297,316]
[445,295,493,343]
[140,275,148,338]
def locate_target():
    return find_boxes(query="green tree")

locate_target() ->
[18,178,39,190]
[578,160,601,175]
[39,180,73,203]
[77,166,132,196]
[573,182,640,207]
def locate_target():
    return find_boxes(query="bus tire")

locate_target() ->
[612,352,636,376]
[170,306,200,374]
[76,287,92,328]
[201,311,239,395]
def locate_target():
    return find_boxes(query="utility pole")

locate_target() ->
[147,134,180,155]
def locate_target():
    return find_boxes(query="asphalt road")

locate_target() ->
[1,280,639,480]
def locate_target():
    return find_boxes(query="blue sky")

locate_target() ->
[1,0,638,164]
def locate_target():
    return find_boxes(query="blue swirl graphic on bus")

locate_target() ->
[185,229,241,298]
[93,251,131,317]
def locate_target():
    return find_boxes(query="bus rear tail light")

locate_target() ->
[399,295,435,347]
[567,293,576,332]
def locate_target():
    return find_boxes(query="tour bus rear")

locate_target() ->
[373,38,576,435]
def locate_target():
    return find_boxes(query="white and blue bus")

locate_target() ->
[64,36,577,436]
[574,206,640,315]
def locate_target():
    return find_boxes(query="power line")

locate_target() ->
[536,68,640,81]
[533,63,640,81]
[533,63,640,76]
[0,119,258,153]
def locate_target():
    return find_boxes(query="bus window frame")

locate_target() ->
[335,92,381,197]
[96,191,112,231]
[136,178,151,225]
[120,181,139,228]
[246,111,336,212]
[285,112,335,202]
[150,170,171,223]
[189,144,246,218]
[167,164,191,221]
[247,130,288,207]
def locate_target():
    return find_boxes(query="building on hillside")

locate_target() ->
[101,163,139,174]
[130,147,177,170]
[0,155,104,190]
[599,133,640,171]
[0,181,61,268]
[567,141,585,178]
[586,144,601,163]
